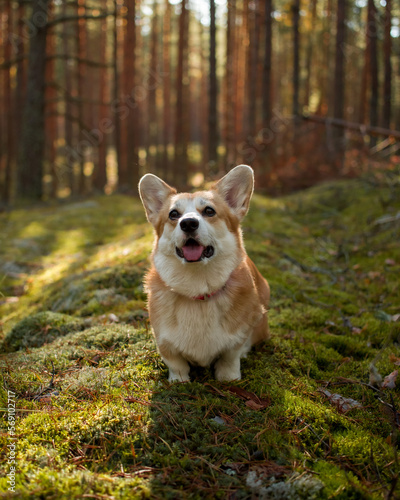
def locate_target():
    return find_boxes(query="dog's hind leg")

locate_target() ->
[214,337,252,381]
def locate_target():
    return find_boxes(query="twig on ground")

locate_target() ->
[33,361,56,401]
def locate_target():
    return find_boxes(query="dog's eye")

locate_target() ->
[203,206,216,217]
[169,209,180,220]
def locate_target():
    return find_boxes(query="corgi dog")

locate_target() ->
[138,165,269,382]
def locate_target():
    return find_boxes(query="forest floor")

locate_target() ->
[1,170,400,499]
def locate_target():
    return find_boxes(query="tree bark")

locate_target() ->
[76,0,87,193]
[382,0,392,130]
[17,0,49,200]
[113,0,123,188]
[162,0,171,180]
[120,0,138,190]
[208,0,218,167]
[292,0,300,120]
[332,0,347,163]
[3,0,13,204]
[304,0,317,109]
[224,0,236,171]
[367,0,379,147]
[62,0,75,195]
[174,0,189,188]
[94,13,108,192]
[247,0,260,138]
[45,1,57,198]
[148,0,159,173]
[262,0,273,128]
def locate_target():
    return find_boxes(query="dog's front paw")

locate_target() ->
[168,370,190,383]
[214,359,241,382]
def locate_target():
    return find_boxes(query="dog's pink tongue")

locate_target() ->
[182,244,204,262]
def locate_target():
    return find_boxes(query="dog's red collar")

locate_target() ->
[192,287,224,301]
[193,291,217,301]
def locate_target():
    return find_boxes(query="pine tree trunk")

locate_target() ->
[332,0,347,165]
[224,0,236,172]
[45,2,57,198]
[162,0,171,180]
[382,0,392,130]
[235,3,247,144]
[262,0,273,128]
[358,29,369,124]
[208,0,218,168]
[368,0,379,147]
[94,14,108,192]
[260,0,273,184]
[304,0,317,109]
[174,0,189,188]
[113,0,123,188]
[247,0,260,139]
[17,0,49,200]
[200,24,209,175]
[76,0,87,194]
[122,0,138,189]
[4,0,13,204]
[62,0,75,196]
[148,0,159,173]
[292,0,300,120]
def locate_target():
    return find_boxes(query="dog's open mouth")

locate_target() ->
[176,238,214,262]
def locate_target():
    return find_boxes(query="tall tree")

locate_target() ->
[247,0,260,138]
[3,0,13,204]
[261,0,273,182]
[113,0,123,188]
[94,13,108,192]
[304,0,317,109]
[292,0,300,120]
[174,0,189,187]
[262,0,273,128]
[120,0,138,189]
[235,2,247,144]
[332,0,346,163]
[367,0,378,147]
[76,0,87,193]
[15,0,26,144]
[382,0,392,130]
[45,1,57,198]
[162,0,172,180]
[18,0,49,200]
[62,0,75,195]
[224,0,236,171]
[208,0,218,168]
[148,0,159,172]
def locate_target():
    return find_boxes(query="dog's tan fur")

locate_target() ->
[139,165,269,382]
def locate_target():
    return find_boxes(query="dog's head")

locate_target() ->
[139,165,254,294]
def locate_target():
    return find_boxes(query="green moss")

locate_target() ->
[0,175,399,498]
[1,311,87,352]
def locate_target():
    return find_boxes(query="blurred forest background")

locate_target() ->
[0,0,399,205]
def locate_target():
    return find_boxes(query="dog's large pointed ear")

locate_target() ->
[138,174,176,226]
[214,165,254,220]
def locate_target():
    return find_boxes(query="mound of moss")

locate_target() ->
[1,311,87,352]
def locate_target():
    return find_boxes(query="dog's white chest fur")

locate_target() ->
[158,295,247,367]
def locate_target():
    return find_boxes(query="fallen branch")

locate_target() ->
[33,361,56,401]
[302,114,400,140]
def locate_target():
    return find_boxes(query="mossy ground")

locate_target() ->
[1,170,400,499]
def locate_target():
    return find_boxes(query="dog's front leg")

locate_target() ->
[158,343,190,382]
[214,348,242,382]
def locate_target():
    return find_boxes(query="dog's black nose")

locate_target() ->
[180,217,199,233]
